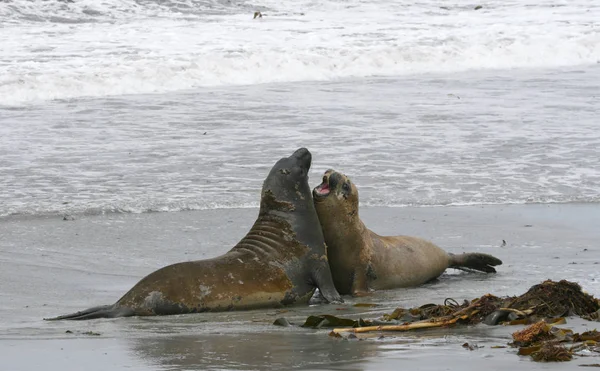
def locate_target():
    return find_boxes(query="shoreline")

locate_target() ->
[1,199,598,222]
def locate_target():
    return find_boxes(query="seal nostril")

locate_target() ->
[292,147,309,158]
[292,148,311,170]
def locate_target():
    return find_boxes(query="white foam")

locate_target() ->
[1,1,600,217]
[1,0,599,105]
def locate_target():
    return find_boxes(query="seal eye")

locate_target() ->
[342,183,350,192]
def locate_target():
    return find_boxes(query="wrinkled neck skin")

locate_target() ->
[253,180,339,301]
[258,185,323,252]
[314,197,368,292]
[319,205,367,255]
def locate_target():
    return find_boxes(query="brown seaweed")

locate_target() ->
[315,280,600,363]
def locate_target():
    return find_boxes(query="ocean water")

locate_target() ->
[1,0,599,217]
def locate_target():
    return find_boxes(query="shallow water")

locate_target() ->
[1,0,600,217]
[2,67,600,217]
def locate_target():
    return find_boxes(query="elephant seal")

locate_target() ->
[313,169,502,296]
[46,148,342,320]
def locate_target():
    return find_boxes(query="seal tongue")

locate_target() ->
[316,182,330,196]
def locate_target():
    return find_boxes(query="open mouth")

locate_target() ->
[313,175,331,197]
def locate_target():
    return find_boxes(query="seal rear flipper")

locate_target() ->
[44,304,135,321]
[449,253,503,274]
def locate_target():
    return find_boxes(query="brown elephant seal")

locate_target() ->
[313,169,502,296]
[46,148,342,320]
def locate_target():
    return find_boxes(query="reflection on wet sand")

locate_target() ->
[129,331,385,371]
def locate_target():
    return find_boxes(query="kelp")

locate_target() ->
[506,280,599,318]
[511,320,600,362]
[529,343,572,362]
[295,280,600,363]
[326,280,599,336]
[302,314,368,329]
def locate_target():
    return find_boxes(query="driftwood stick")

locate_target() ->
[496,307,533,316]
[330,299,486,335]
[331,317,460,334]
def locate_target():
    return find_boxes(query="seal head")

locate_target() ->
[261,148,313,213]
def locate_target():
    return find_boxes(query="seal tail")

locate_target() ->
[449,253,502,273]
[44,304,134,321]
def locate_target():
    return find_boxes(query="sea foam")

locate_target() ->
[1,0,598,105]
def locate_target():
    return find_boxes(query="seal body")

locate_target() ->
[313,169,502,296]
[47,148,341,320]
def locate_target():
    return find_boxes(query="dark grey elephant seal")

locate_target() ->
[313,169,502,296]
[46,148,342,320]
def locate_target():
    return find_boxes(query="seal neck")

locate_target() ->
[320,212,366,256]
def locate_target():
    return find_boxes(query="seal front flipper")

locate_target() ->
[44,304,134,321]
[311,260,343,304]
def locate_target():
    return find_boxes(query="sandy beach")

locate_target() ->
[1,203,598,370]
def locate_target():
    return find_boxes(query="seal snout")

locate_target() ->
[291,147,311,170]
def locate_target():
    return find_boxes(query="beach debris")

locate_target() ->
[312,280,599,362]
[583,310,600,321]
[298,280,597,335]
[530,343,572,362]
[511,321,564,347]
[353,303,379,308]
[326,280,598,336]
[302,314,369,329]
[462,342,483,350]
[501,239,506,247]
[273,317,292,327]
[83,331,101,336]
[474,5,483,10]
[63,215,75,221]
[501,280,599,319]
[65,330,101,336]
[447,93,461,99]
[512,322,600,362]
[253,11,262,19]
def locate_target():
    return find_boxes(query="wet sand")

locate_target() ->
[1,204,599,370]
